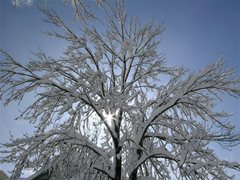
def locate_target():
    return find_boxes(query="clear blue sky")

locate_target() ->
[0,0,240,177]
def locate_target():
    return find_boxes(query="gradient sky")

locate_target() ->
[0,0,240,178]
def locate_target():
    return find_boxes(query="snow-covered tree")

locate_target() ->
[1,0,240,179]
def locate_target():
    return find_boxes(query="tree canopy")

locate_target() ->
[1,0,240,179]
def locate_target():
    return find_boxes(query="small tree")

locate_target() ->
[1,1,240,179]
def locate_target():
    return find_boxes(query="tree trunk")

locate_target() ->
[129,143,142,180]
[115,154,122,180]
[129,168,138,180]
[113,112,122,180]
[112,138,122,180]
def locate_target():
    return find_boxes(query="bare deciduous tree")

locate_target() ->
[1,1,240,179]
